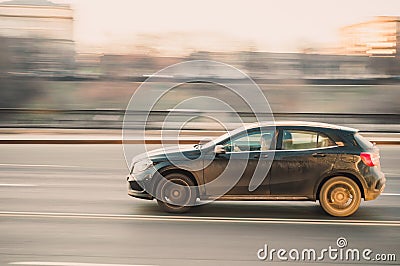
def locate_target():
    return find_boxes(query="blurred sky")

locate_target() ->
[51,0,400,53]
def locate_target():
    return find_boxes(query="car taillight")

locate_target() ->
[360,152,380,167]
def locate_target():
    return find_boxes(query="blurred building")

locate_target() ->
[96,51,378,80]
[340,16,400,57]
[0,0,74,76]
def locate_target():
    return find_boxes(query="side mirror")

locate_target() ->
[214,145,226,154]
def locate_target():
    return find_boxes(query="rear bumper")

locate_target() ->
[127,175,153,200]
[365,173,386,201]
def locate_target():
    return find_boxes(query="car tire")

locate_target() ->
[319,176,361,217]
[156,172,197,214]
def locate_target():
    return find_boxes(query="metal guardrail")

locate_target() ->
[0,108,399,132]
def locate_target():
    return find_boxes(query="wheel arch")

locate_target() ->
[315,172,366,200]
[155,166,201,196]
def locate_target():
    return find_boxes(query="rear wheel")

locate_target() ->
[319,176,361,217]
[156,173,196,213]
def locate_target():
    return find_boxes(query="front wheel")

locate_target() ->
[319,176,361,217]
[156,173,197,213]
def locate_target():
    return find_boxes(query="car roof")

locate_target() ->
[246,121,358,133]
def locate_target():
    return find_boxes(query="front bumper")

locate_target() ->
[127,174,153,200]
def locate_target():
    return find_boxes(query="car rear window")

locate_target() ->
[354,133,373,150]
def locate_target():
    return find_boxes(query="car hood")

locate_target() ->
[131,145,200,163]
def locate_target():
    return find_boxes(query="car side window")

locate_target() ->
[224,132,262,152]
[223,129,275,153]
[317,133,336,148]
[282,130,335,150]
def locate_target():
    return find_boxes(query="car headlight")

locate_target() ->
[133,159,153,173]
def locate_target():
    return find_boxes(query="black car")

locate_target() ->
[127,121,386,217]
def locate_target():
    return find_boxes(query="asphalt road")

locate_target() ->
[0,144,399,266]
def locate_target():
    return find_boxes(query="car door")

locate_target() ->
[203,128,275,197]
[270,128,339,197]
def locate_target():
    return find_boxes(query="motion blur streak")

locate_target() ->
[1,211,400,226]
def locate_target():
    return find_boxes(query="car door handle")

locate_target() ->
[312,153,326,158]
[254,154,269,159]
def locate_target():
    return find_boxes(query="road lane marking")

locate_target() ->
[0,164,78,168]
[10,262,155,266]
[0,184,37,187]
[0,211,399,227]
[382,193,400,196]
